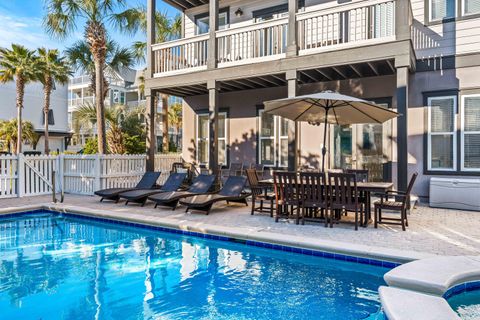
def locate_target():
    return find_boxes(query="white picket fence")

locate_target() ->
[0,153,182,198]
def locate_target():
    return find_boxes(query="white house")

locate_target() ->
[0,80,70,153]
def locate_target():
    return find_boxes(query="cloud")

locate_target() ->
[0,12,65,50]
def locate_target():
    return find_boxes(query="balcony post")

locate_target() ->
[287,0,298,57]
[146,0,155,77]
[207,0,219,69]
[145,88,156,171]
[396,66,409,191]
[208,80,219,175]
[395,0,411,41]
[286,70,298,171]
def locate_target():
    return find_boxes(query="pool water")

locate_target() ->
[0,212,387,320]
[449,290,480,320]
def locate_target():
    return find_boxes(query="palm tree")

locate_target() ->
[112,8,181,153]
[75,103,145,154]
[168,102,182,149]
[0,44,39,154]
[44,0,132,154]
[36,48,71,154]
[0,119,38,153]
[65,39,133,102]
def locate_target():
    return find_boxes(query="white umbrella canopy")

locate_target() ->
[263,91,399,171]
[264,91,399,125]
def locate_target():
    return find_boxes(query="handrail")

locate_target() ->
[215,17,288,38]
[297,0,395,21]
[152,34,209,50]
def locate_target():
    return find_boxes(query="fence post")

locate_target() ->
[17,154,24,197]
[94,154,101,192]
[57,154,64,193]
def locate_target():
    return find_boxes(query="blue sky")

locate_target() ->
[0,0,179,67]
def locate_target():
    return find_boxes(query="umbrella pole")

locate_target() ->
[321,109,328,172]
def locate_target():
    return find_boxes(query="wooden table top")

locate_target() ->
[259,179,393,191]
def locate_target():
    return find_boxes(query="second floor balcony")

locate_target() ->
[151,0,409,78]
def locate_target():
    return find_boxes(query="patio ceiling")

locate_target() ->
[164,0,207,11]
[157,59,396,97]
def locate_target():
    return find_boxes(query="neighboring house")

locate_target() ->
[68,66,183,151]
[144,0,480,200]
[0,80,69,153]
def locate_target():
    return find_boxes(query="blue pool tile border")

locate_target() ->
[0,208,401,270]
[443,280,480,300]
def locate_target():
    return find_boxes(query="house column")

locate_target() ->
[396,67,409,191]
[145,88,157,171]
[208,80,220,175]
[207,0,219,69]
[145,0,156,171]
[286,70,298,171]
[286,0,298,57]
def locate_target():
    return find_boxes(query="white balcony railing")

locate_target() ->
[152,34,209,76]
[216,17,288,67]
[297,0,396,54]
[151,0,399,77]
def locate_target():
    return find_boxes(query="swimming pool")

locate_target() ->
[448,288,480,320]
[0,211,388,320]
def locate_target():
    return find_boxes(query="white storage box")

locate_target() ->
[429,177,480,211]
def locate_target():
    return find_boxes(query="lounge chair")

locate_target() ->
[147,174,216,210]
[94,171,161,202]
[119,172,187,206]
[179,176,249,215]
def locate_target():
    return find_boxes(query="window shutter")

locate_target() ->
[463,96,480,169]
[430,0,455,20]
[464,0,480,15]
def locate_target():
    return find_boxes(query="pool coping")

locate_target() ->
[380,256,480,320]
[0,203,434,267]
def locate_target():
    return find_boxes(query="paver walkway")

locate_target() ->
[1,195,479,257]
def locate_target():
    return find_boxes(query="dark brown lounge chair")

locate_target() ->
[94,171,161,202]
[179,176,249,214]
[119,172,187,206]
[147,174,216,210]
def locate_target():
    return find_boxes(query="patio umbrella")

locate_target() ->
[263,91,399,172]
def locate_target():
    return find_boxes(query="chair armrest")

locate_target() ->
[386,190,407,195]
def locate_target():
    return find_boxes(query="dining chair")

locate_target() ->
[345,169,369,182]
[246,169,274,217]
[328,172,364,230]
[250,163,265,180]
[374,172,418,231]
[273,171,302,224]
[300,172,329,226]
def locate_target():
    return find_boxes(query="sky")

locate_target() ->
[0,0,179,68]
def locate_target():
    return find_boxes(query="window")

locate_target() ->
[430,0,456,21]
[427,96,457,171]
[463,0,480,15]
[461,95,480,170]
[42,109,55,126]
[195,9,229,35]
[196,113,227,166]
[258,110,289,167]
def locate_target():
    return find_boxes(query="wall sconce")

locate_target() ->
[235,8,243,17]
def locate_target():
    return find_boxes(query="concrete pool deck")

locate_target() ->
[1,194,479,262]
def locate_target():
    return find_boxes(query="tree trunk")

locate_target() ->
[161,94,169,153]
[94,60,107,154]
[43,79,52,155]
[86,20,108,154]
[15,76,25,154]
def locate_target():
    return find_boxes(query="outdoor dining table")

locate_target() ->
[259,178,394,226]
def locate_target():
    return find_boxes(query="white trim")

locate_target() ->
[460,94,480,171]
[258,109,277,167]
[196,112,228,167]
[427,95,457,171]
